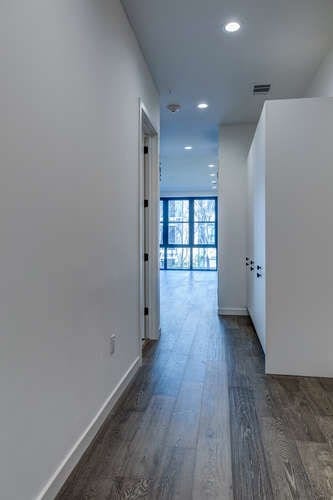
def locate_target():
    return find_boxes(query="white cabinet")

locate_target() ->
[247,97,333,377]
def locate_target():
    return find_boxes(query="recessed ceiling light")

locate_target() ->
[184,146,192,150]
[209,173,216,177]
[208,164,216,168]
[211,180,217,184]
[212,185,217,190]
[225,21,241,33]
[197,103,208,109]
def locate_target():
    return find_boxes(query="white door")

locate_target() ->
[143,137,150,339]
[140,103,160,342]
[250,114,266,351]
[247,139,255,317]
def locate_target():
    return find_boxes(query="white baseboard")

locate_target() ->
[36,356,141,500]
[218,307,249,316]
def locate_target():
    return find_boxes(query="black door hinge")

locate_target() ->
[144,146,149,155]
[144,199,149,208]
[144,253,149,262]
[144,307,149,316]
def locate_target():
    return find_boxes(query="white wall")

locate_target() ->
[265,98,333,377]
[160,191,215,197]
[218,124,255,315]
[0,2,159,499]
[306,46,333,97]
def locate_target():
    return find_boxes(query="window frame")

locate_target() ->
[160,196,218,271]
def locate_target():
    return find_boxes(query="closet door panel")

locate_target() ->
[253,114,266,351]
[247,142,255,317]
[247,112,266,351]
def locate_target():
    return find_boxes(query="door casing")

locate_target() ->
[138,99,160,345]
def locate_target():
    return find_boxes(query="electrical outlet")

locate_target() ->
[110,335,116,356]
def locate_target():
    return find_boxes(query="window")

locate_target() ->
[160,197,217,271]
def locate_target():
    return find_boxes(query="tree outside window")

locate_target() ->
[160,197,217,270]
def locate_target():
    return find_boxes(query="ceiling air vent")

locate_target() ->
[253,84,271,95]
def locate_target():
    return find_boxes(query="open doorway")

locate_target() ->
[158,122,220,340]
[159,195,219,337]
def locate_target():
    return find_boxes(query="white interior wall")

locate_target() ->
[218,124,256,315]
[305,45,333,97]
[160,191,215,197]
[219,40,333,317]
[0,2,159,499]
[266,98,333,376]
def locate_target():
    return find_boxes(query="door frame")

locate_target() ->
[138,99,160,344]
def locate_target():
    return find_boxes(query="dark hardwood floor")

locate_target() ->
[57,271,333,499]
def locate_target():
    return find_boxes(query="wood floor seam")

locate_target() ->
[56,272,333,500]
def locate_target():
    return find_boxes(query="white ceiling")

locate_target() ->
[121,0,333,192]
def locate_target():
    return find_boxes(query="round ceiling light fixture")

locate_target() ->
[224,21,241,33]
[208,164,216,168]
[197,102,208,109]
[184,145,192,150]
[212,185,217,190]
[209,173,216,177]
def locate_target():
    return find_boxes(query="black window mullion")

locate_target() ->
[160,196,217,271]
[163,199,168,246]
[189,198,194,270]
[163,200,168,269]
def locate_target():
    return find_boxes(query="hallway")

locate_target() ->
[58,272,333,499]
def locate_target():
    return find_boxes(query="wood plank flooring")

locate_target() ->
[57,271,333,499]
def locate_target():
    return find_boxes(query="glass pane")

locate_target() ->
[194,223,215,245]
[167,248,190,269]
[160,248,165,269]
[160,222,163,245]
[168,200,189,222]
[192,248,217,270]
[160,200,164,222]
[168,222,189,244]
[194,199,215,221]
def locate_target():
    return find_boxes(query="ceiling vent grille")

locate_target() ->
[253,84,271,95]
